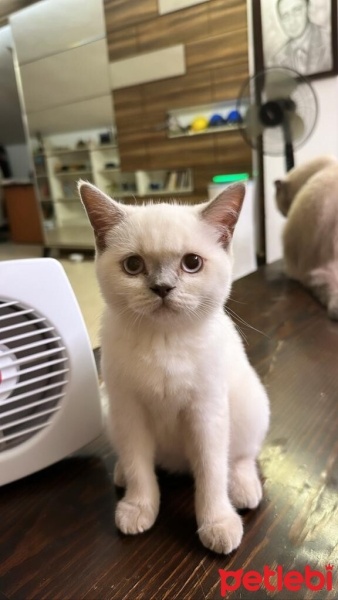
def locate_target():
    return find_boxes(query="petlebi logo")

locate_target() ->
[219,564,334,596]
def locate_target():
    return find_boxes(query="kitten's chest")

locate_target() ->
[121,332,199,401]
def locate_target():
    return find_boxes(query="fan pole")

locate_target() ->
[285,142,295,171]
[283,115,295,172]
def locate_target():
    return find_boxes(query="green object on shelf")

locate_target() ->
[212,173,249,184]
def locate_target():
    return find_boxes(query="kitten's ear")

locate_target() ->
[274,179,283,190]
[201,183,246,248]
[78,181,125,252]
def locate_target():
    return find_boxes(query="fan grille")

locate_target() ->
[0,299,69,452]
[237,67,318,155]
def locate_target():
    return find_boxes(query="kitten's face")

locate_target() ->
[79,183,245,327]
[97,204,233,325]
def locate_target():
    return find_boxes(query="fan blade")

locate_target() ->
[244,105,264,139]
[265,70,298,100]
[289,112,305,140]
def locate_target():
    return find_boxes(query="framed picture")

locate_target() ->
[252,0,338,79]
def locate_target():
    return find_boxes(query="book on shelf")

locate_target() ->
[166,171,178,192]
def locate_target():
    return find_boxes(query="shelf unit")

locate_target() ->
[32,130,120,229]
[30,130,194,249]
[106,169,193,200]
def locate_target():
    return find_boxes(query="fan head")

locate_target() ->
[237,67,318,156]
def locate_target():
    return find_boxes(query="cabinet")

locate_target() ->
[3,183,44,244]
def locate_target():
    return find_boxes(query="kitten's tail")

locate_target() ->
[310,262,338,320]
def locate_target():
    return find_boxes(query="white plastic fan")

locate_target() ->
[0,258,102,485]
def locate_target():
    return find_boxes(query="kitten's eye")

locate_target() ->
[181,254,203,273]
[123,255,145,275]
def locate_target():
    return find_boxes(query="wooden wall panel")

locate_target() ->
[105,0,251,199]
[210,63,251,102]
[145,131,216,170]
[142,71,213,115]
[214,130,252,170]
[186,29,248,72]
[117,128,150,170]
[113,88,144,130]
[136,3,209,54]
[104,0,158,33]
[209,0,247,36]
[107,25,138,61]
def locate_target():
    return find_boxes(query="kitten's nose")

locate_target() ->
[150,284,175,298]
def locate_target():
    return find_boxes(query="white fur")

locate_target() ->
[81,186,270,554]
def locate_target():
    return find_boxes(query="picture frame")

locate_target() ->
[251,0,338,79]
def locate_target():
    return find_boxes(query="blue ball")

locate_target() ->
[226,110,243,124]
[209,114,225,127]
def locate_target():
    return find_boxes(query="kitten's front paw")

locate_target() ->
[229,460,263,509]
[198,510,243,554]
[115,499,159,534]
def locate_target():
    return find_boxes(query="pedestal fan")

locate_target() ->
[237,67,318,171]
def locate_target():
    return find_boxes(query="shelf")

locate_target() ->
[92,144,118,151]
[145,187,193,196]
[167,99,245,139]
[168,124,242,139]
[55,169,93,177]
[112,187,193,199]
[45,147,91,156]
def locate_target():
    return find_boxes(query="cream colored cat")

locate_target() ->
[275,155,338,319]
[79,181,270,554]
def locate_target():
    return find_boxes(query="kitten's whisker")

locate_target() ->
[225,306,270,339]
[224,308,248,344]
[228,294,247,305]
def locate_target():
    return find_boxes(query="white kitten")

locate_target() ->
[79,181,270,554]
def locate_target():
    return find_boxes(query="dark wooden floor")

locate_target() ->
[1,262,337,600]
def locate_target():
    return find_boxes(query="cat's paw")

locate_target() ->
[229,460,263,509]
[113,461,125,488]
[115,499,159,534]
[198,510,243,554]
